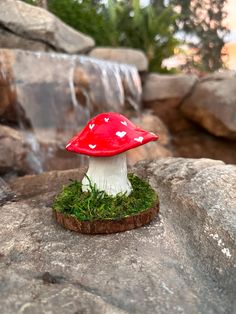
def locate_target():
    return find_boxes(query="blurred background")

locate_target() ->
[0,0,236,180]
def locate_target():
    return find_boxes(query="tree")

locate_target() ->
[170,0,229,72]
[110,0,179,72]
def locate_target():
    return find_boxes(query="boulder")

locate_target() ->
[181,72,236,139]
[143,74,198,133]
[0,0,94,53]
[142,73,198,102]
[89,47,148,71]
[0,158,234,313]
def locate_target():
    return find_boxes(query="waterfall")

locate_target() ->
[0,49,142,173]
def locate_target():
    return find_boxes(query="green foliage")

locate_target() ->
[20,0,179,72]
[53,173,158,221]
[106,1,179,72]
[169,0,229,72]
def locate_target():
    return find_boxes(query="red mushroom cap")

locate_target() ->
[66,112,159,157]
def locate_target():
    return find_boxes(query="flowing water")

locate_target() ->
[0,49,142,173]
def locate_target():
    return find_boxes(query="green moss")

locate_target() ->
[53,173,157,221]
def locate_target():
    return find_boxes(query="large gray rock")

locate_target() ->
[0,158,235,313]
[143,73,198,102]
[0,0,95,53]
[89,47,148,71]
[181,71,236,139]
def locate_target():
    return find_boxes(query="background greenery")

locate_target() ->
[21,0,228,73]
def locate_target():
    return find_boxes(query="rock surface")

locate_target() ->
[143,71,236,164]
[0,125,29,175]
[172,128,236,165]
[128,113,172,165]
[181,72,236,139]
[0,28,51,52]
[0,158,235,313]
[0,0,94,53]
[89,47,148,71]
[142,73,197,102]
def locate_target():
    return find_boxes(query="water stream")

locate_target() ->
[0,49,142,173]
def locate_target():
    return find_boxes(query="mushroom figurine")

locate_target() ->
[66,112,159,196]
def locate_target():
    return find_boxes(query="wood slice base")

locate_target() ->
[53,202,159,234]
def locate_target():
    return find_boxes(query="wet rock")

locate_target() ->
[0,0,94,53]
[0,158,235,313]
[0,125,29,175]
[142,73,198,102]
[181,71,236,139]
[89,47,148,71]
[0,49,141,128]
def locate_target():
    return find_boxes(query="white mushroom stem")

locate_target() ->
[82,152,132,196]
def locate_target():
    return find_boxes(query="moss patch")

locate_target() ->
[53,173,158,221]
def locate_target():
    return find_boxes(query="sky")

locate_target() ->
[224,0,236,69]
[141,0,236,69]
[226,0,236,42]
[141,0,236,42]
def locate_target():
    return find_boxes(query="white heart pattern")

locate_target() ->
[116,131,127,138]
[134,136,143,143]
[104,118,109,122]
[89,144,96,149]
[120,121,127,126]
[89,124,95,130]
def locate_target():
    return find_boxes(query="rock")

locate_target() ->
[134,157,236,310]
[131,112,170,146]
[143,74,198,133]
[172,128,236,165]
[0,125,29,175]
[144,98,193,133]
[9,168,85,202]
[127,112,172,165]
[0,0,95,53]
[142,73,198,102]
[0,178,13,205]
[0,158,234,313]
[127,142,172,165]
[181,72,236,139]
[89,47,148,71]
[0,28,51,52]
